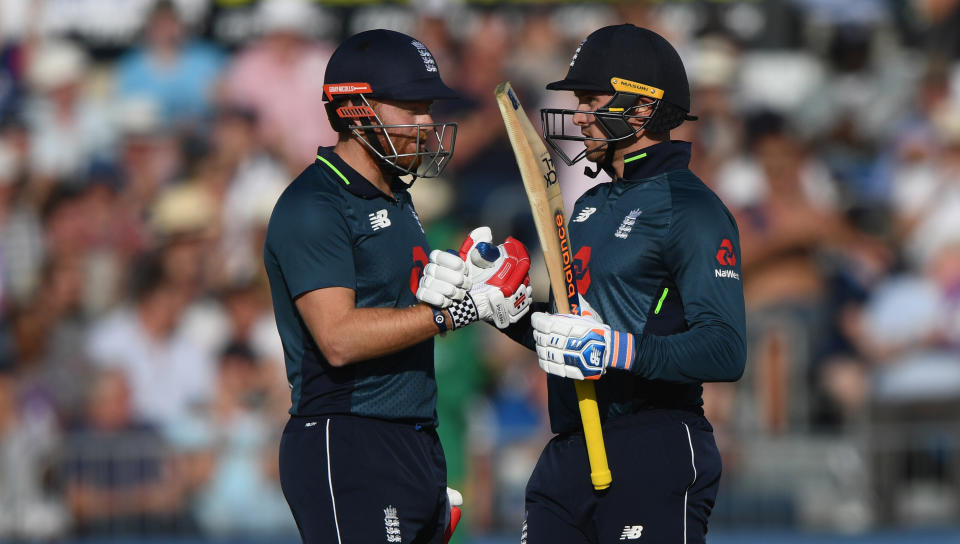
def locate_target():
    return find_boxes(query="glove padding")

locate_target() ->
[417,250,471,308]
[531,312,635,380]
[448,227,533,329]
[443,487,463,544]
[575,295,602,323]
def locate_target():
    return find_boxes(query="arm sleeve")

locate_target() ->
[631,193,747,383]
[269,196,355,298]
[501,301,551,351]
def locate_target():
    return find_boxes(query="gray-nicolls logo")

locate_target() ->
[570,39,586,67]
[614,209,642,239]
[411,40,438,72]
[369,209,391,231]
[573,206,597,223]
[384,505,401,543]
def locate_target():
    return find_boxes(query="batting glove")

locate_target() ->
[443,487,462,544]
[447,227,533,329]
[531,312,635,380]
[576,295,602,323]
[417,250,471,308]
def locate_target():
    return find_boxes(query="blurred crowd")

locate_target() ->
[2,0,960,540]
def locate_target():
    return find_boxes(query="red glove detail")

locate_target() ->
[443,506,461,544]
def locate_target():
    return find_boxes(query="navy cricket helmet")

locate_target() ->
[541,24,696,169]
[323,29,458,103]
[322,29,458,182]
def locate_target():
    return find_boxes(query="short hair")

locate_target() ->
[644,101,688,134]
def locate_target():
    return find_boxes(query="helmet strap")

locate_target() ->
[584,143,616,179]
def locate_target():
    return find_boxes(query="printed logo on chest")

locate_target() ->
[573,207,597,223]
[620,524,644,540]
[614,209,642,239]
[369,209,391,231]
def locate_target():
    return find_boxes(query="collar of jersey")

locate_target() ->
[620,140,691,181]
[314,146,396,200]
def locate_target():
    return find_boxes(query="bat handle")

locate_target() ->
[574,380,612,490]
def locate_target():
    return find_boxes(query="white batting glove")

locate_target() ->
[576,295,603,323]
[443,487,462,544]
[417,250,471,308]
[531,312,635,380]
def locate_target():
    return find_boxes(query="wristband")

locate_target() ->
[430,307,449,334]
[448,295,479,330]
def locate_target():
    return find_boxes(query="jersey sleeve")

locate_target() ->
[501,301,550,351]
[267,194,355,298]
[631,192,746,383]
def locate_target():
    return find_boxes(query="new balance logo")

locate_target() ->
[614,209,642,239]
[589,349,602,367]
[369,209,391,231]
[573,207,597,222]
[620,525,644,540]
[384,505,401,543]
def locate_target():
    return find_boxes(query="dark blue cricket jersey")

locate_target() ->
[512,140,746,434]
[263,147,437,425]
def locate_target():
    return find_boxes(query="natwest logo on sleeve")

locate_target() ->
[715,238,737,267]
[714,238,740,280]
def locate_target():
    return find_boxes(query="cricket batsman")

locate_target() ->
[263,29,533,544]
[522,24,746,543]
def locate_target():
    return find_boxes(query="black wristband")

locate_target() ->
[430,307,449,334]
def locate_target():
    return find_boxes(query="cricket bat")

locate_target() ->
[494,81,612,491]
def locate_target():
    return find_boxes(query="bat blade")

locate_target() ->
[494,81,612,491]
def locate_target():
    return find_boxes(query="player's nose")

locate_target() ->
[572,107,591,127]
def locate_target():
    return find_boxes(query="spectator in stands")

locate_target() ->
[211,106,287,285]
[0,364,67,540]
[114,0,225,128]
[194,342,292,536]
[891,103,960,268]
[25,40,115,186]
[843,243,960,403]
[85,255,214,431]
[14,253,92,421]
[64,369,187,536]
[221,0,337,168]
[715,111,879,432]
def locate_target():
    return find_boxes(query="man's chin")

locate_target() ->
[584,146,607,163]
[396,155,423,172]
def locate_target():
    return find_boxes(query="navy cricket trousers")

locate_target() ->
[524,409,722,544]
[279,414,448,544]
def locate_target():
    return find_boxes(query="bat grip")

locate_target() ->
[575,380,612,490]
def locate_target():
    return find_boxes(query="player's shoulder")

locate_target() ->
[574,179,613,205]
[664,170,738,238]
[266,165,349,238]
[667,170,731,216]
[273,163,344,212]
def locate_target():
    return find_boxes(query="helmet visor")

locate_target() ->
[352,121,458,181]
[540,99,657,166]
